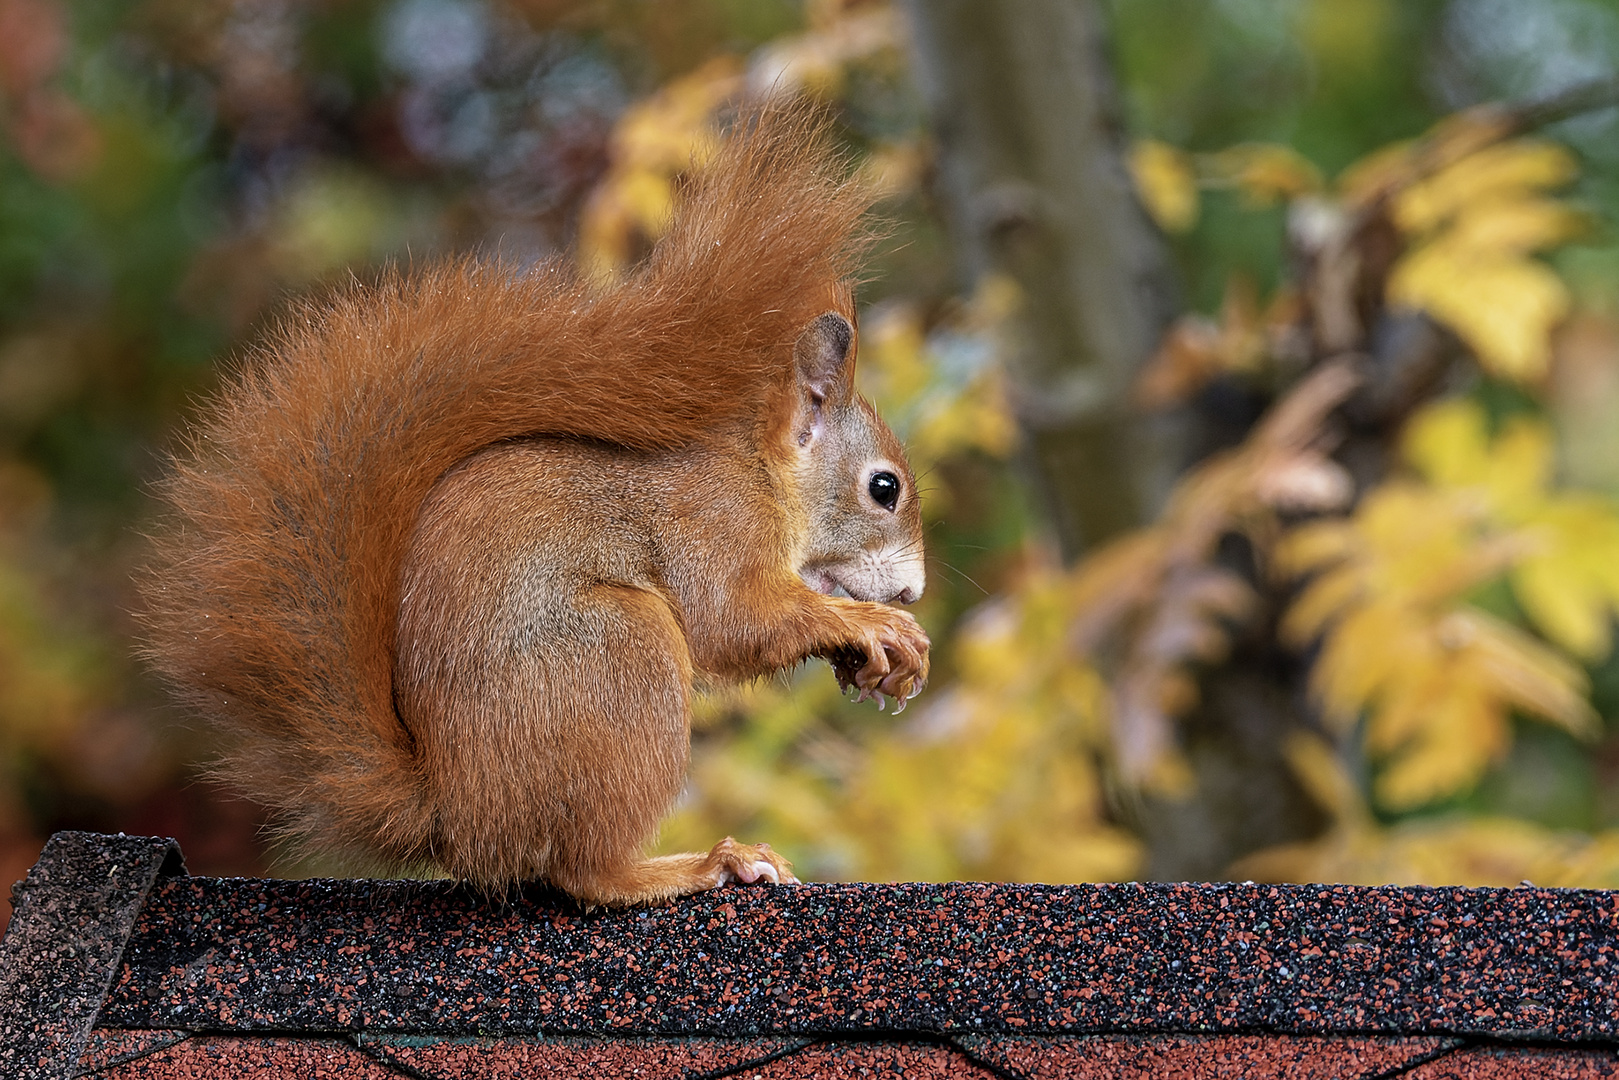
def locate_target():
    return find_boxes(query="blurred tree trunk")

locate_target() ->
[902,0,1327,880]
[900,0,1180,553]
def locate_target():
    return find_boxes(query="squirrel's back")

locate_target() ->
[141,103,877,868]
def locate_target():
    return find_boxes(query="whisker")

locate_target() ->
[929,556,989,596]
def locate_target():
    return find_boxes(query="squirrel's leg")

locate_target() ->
[534,583,796,906]
[405,575,792,903]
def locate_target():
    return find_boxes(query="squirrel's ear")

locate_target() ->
[793,312,856,406]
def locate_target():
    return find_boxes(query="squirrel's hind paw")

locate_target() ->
[707,837,799,888]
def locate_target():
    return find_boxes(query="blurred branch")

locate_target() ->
[1508,74,1619,134]
[1347,74,1619,218]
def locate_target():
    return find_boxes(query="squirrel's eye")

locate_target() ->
[868,471,901,511]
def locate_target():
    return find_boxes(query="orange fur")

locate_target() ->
[141,101,929,901]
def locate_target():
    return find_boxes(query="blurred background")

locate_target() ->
[5,0,1619,914]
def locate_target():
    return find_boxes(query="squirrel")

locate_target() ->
[139,102,930,906]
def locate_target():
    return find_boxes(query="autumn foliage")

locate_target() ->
[618,13,1619,888]
[4,0,1619,895]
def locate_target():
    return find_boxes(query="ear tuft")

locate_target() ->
[794,312,855,403]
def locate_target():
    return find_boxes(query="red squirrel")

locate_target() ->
[140,103,929,905]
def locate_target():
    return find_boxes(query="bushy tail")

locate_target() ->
[139,100,876,868]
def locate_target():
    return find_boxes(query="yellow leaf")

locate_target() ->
[1310,600,1422,727]
[1377,138,1581,385]
[1402,400,1555,520]
[857,287,1018,472]
[1373,678,1501,809]
[1283,731,1368,825]
[859,303,932,402]
[1551,833,1619,889]
[1128,139,1199,233]
[270,168,391,282]
[1362,663,1445,756]
[1207,142,1324,205]
[1278,426,1600,810]
[617,169,675,236]
[1485,419,1555,510]
[1461,609,1598,739]
[613,57,740,169]
[1514,553,1609,658]
[1401,398,1490,488]
[1511,499,1619,659]
[1395,817,1560,886]
[1447,197,1587,253]
[1336,138,1416,207]
[859,140,927,198]
[1336,108,1517,211]
[1235,814,1619,888]
[1273,520,1356,577]
[909,381,1017,464]
[1394,139,1578,235]
[579,58,741,279]
[1330,604,1599,811]
[1281,563,1363,646]
[1354,485,1502,604]
[1388,241,1569,383]
[750,7,902,98]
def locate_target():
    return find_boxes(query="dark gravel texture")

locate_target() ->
[96,874,1619,1041]
[0,832,183,1080]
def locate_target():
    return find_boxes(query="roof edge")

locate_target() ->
[0,831,185,1079]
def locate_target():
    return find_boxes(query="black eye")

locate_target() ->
[868,471,901,511]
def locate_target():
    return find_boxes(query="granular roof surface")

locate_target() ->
[99,873,1619,1041]
[3,832,1618,1079]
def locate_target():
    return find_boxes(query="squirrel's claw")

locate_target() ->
[706,837,798,889]
[828,606,930,713]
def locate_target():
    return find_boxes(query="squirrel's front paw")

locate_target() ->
[705,837,798,888]
[831,605,931,712]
